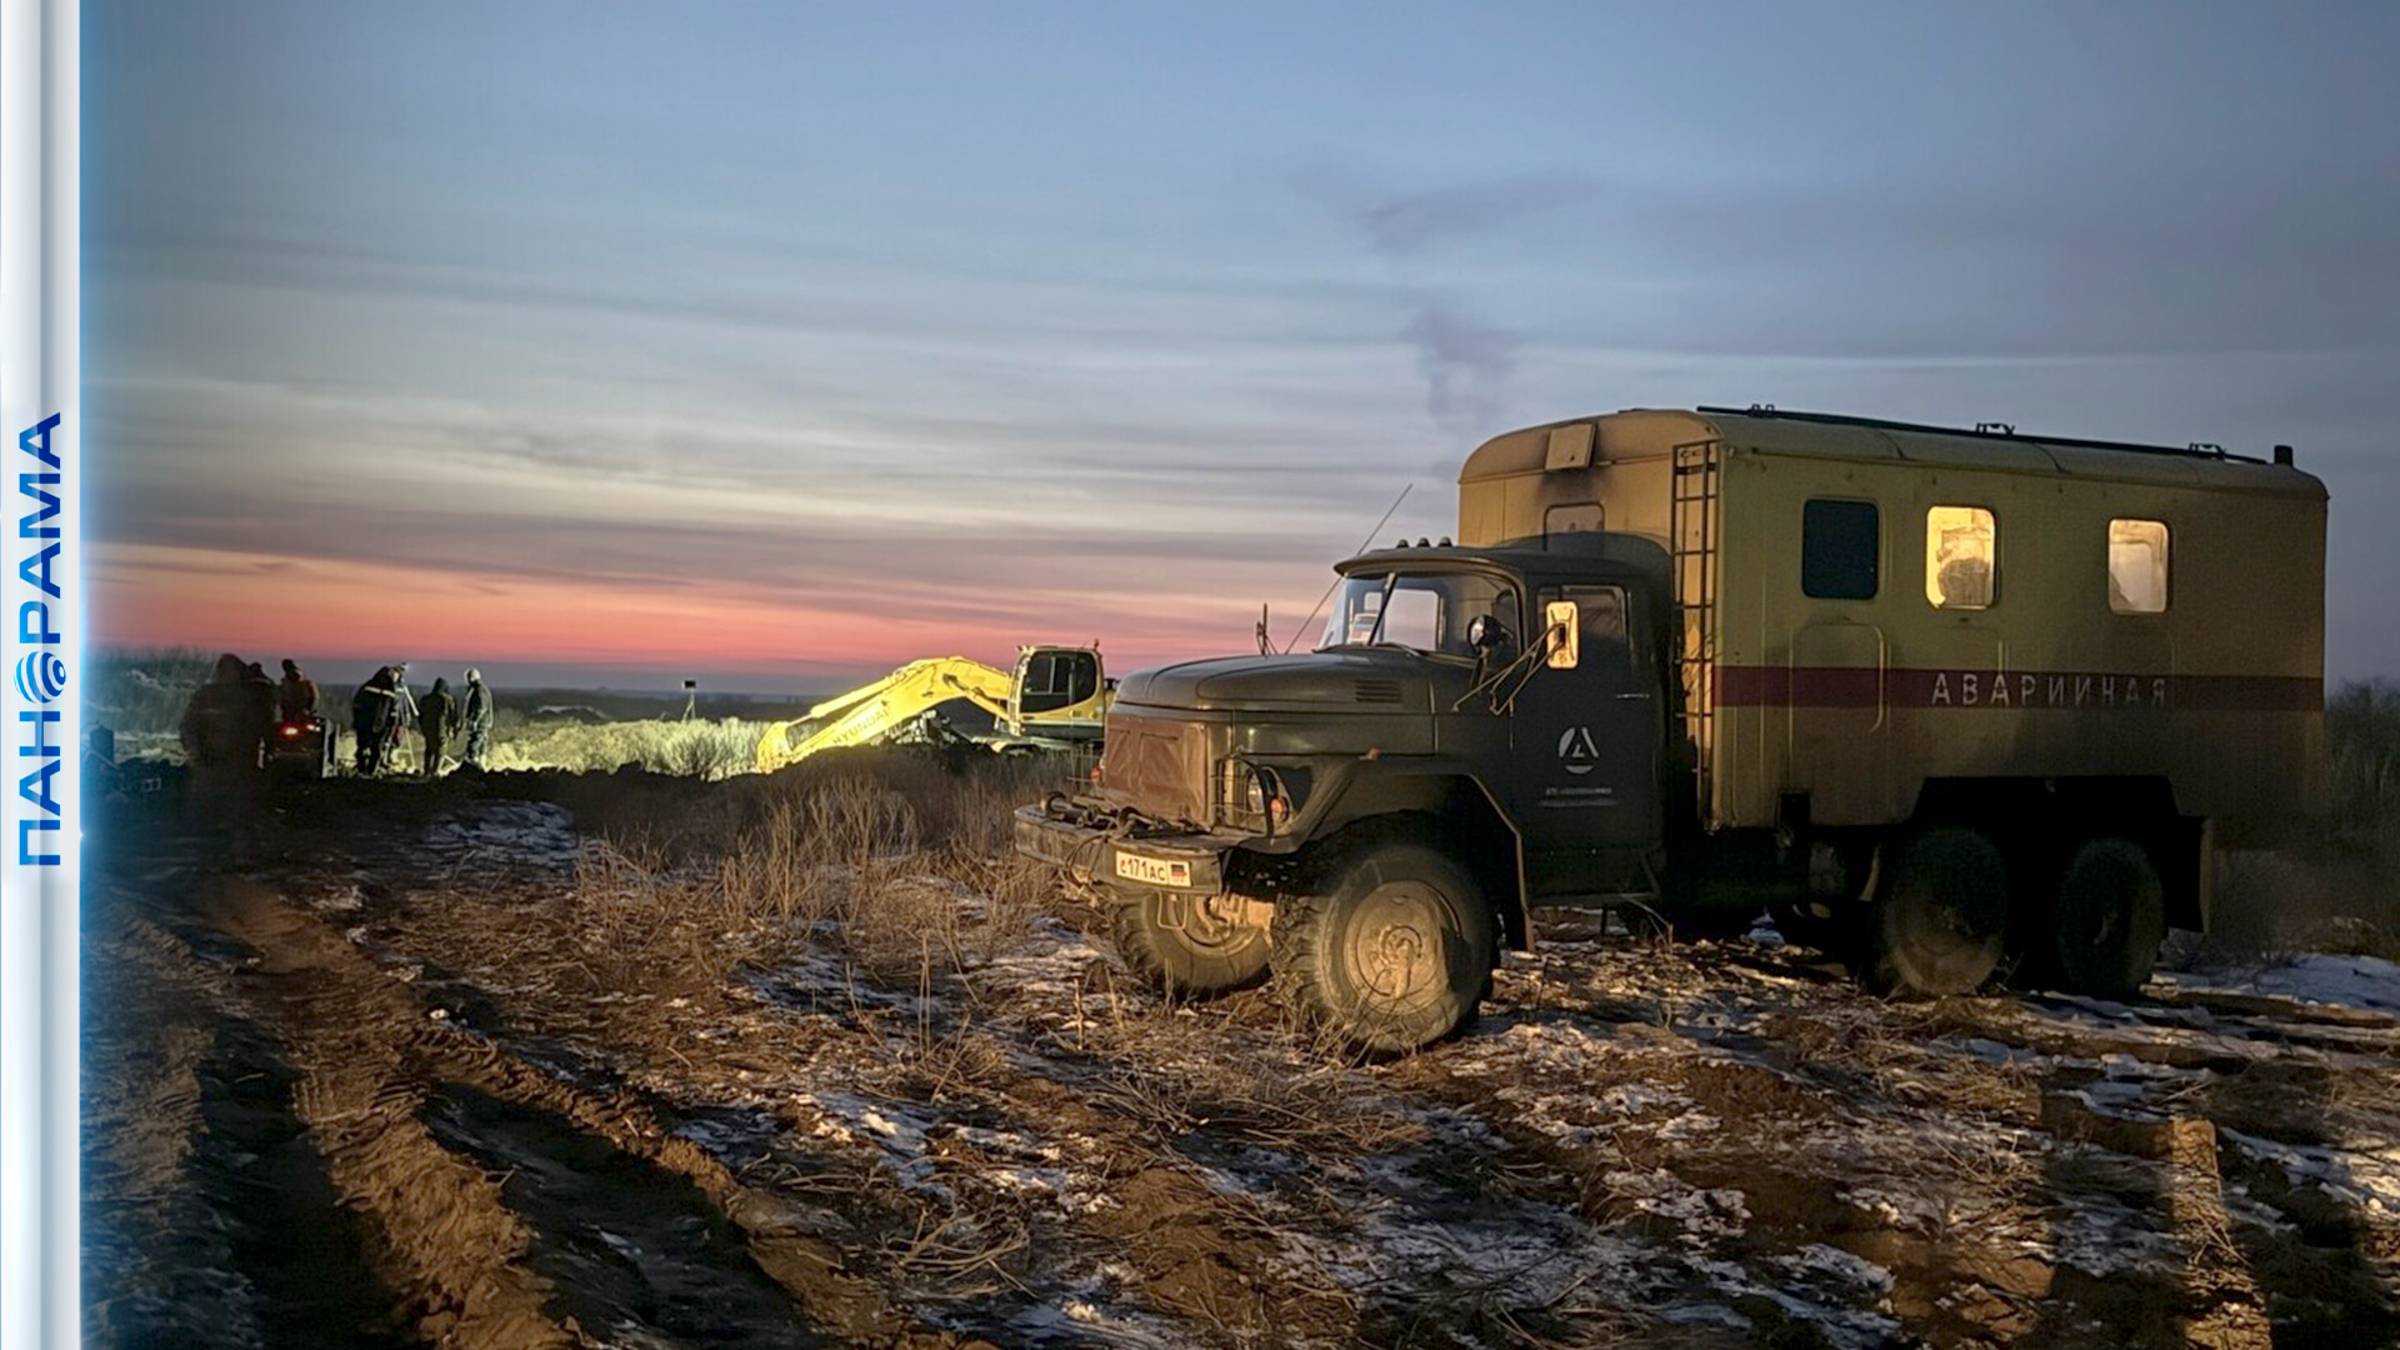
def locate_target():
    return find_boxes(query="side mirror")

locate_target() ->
[1544,600,1580,669]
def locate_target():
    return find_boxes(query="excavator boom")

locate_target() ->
[755,657,1017,773]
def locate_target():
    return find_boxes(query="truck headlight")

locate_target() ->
[1248,768,1293,824]
[1220,759,1299,827]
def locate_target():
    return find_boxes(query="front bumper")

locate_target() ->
[1012,796,1238,894]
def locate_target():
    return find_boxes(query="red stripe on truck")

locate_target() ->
[1712,666,2322,712]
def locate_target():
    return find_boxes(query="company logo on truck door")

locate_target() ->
[1557,725,1599,774]
[1713,666,2321,712]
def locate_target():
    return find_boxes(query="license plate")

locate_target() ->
[1114,851,1193,888]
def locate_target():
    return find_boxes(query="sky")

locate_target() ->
[85,1,2400,692]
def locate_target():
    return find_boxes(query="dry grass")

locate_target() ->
[494,758,1068,1007]
[488,716,766,779]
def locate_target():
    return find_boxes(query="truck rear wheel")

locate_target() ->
[2049,838,2165,1000]
[1272,842,1496,1054]
[1867,827,2008,996]
[1107,891,1269,997]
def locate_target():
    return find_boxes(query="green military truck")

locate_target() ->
[1015,407,2327,1050]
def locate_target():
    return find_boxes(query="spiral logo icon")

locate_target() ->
[15,651,66,705]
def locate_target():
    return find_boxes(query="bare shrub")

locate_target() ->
[86,648,214,730]
[700,770,1061,985]
[2203,849,2398,965]
[2178,680,2400,964]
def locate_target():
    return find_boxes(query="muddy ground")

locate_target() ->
[84,765,2400,1347]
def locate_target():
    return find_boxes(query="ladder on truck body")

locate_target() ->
[1669,441,1720,827]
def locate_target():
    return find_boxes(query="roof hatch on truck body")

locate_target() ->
[1457,410,1710,551]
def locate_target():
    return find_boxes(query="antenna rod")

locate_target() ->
[1283,482,1413,654]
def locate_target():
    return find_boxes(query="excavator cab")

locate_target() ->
[1007,645,1107,742]
[754,646,1115,774]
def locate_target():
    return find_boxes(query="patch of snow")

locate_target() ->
[2163,954,2400,1018]
[2040,1188,2191,1280]
[1004,1296,1184,1349]
[1687,1253,1901,1350]
[2220,1126,2400,1221]
[1609,1170,1750,1240]
[1777,1243,1895,1295]
[418,801,583,874]
[791,1091,948,1196]
[976,914,1107,996]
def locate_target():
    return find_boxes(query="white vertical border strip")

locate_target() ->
[0,0,79,1344]
[40,1,75,1344]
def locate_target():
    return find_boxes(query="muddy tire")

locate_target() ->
[1866,828,2008,996]
[1107,891,1269,996]
[1272,843,1496,1054]
[2049,837,2165,1000]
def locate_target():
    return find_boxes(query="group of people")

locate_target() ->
[348,663,495,777]
[176,654,496,782]
[178,655,307,778]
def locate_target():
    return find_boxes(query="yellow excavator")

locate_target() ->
[754,644,1110,773]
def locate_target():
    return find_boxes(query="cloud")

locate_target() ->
[1299,167,1603,442]
[1297,168,1598,259]
[1401,303,1516,443]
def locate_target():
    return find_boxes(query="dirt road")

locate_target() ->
[85,773,2400,1347]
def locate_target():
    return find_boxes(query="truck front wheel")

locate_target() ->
[1107,891,1270,997]
[1866,827,2008,996]
[1272,843,1497,1054]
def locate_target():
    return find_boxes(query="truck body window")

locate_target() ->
[2108,519,2169,613]
[1801,499,1879,600]
[1925,505,1996,610]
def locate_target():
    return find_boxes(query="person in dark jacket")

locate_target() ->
[277,659,321,723]
[419,677,457,778]
[180,654,252,768]
[180,653,269,856]
[461,668,495,770]
[352,666,400,776]
[239,663,280,769]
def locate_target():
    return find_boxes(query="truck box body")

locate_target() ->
[1459,409,2327,845]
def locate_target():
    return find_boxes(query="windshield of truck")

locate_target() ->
[1318,572,1520,658]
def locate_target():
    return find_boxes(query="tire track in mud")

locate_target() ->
[89,907,428,1349]
[201,877,578,1349]
[84,915,261,1347]
[198,873,942,1349]
[408,1028,900,1343]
